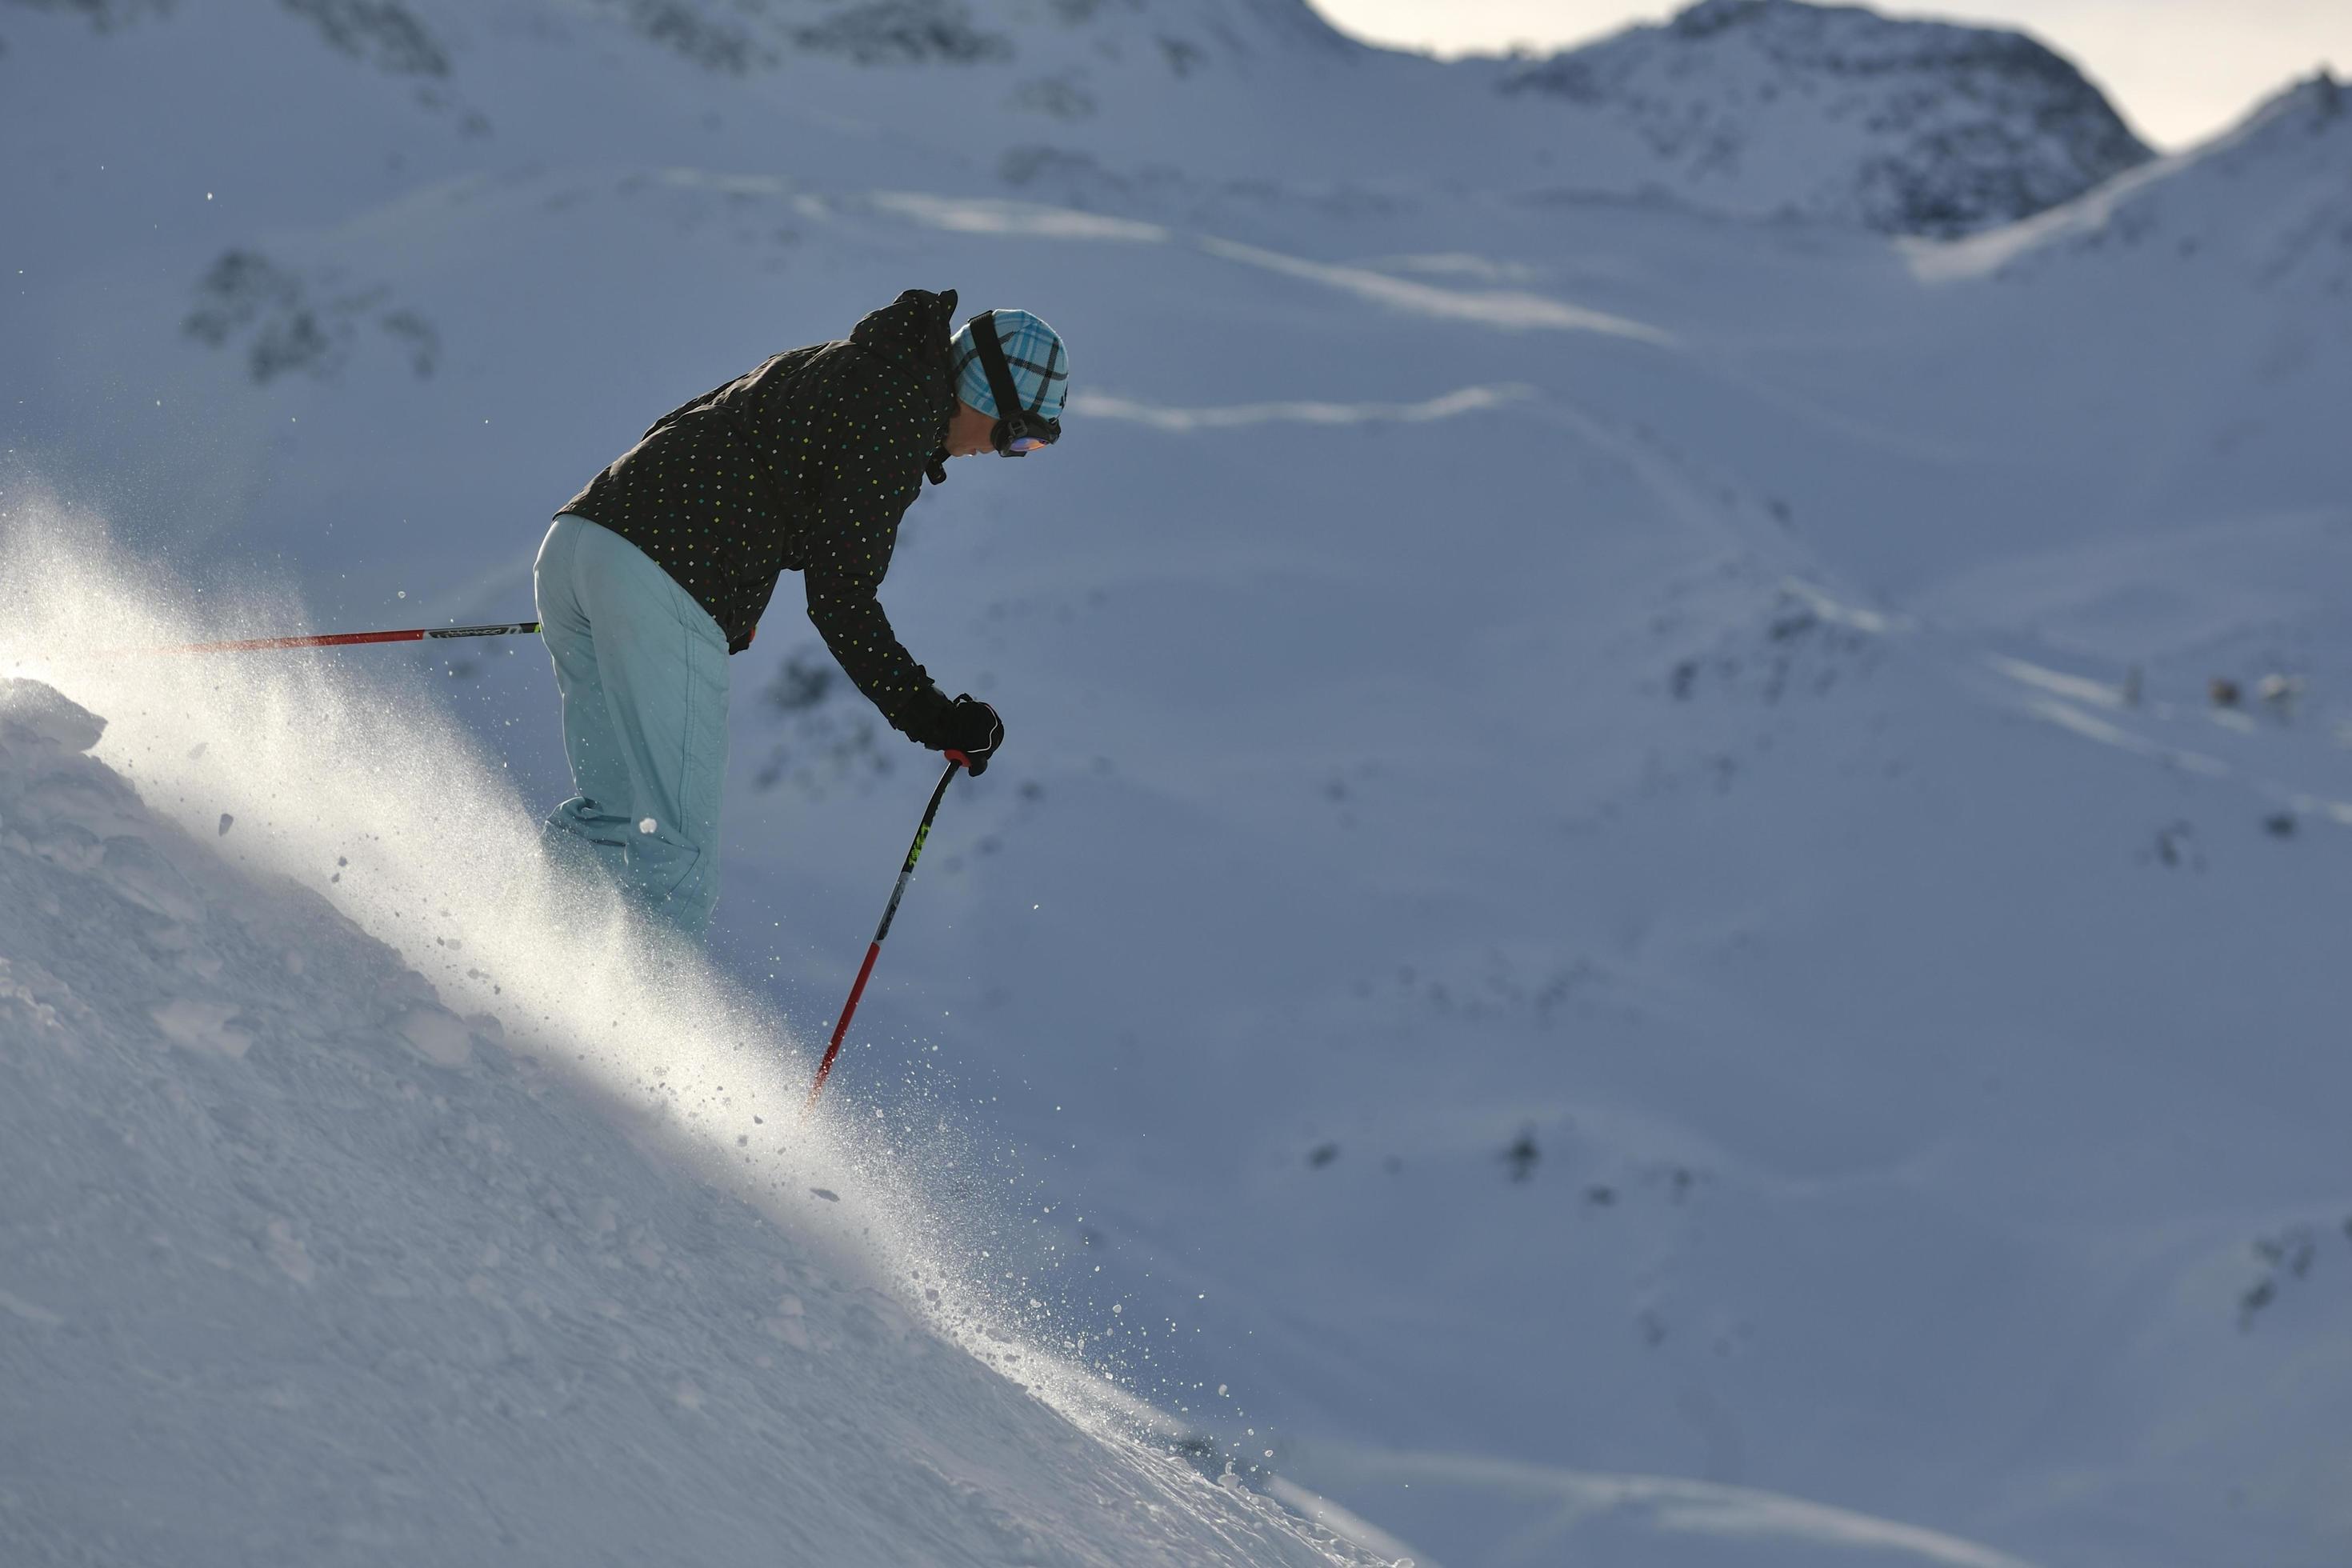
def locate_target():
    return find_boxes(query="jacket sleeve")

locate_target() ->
[802,476,956,745]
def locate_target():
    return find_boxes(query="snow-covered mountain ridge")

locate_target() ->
[477,0,1361,74]
[1499,0,2152,234]
[2,0,2152,236]
[1921,70,2350,290]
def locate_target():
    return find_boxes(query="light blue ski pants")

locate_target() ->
[534,513,730,935]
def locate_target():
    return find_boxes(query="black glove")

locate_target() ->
[938,693,1003,777]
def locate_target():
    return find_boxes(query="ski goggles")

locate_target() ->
[968,309,1064,456]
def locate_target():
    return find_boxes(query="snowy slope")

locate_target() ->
[5,2,2352,1568]
[0,658,1386,1566]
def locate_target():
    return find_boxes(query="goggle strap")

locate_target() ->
[967,310,1059,453]
[970,311,1024,434]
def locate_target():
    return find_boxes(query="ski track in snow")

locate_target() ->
[862,188,1677,341]
[1281,1445,2050,1568]
[1072,384,1534,432]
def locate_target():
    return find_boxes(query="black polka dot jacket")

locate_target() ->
[561,287,962,746]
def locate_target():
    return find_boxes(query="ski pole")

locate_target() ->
[805,756,963,1113]
[152,620,542,655]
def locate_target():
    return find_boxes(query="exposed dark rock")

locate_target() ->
[2,0,174,29]
[608,0,765,73]
[279,0,449,77]
[183,250,438,384]
[790,0,1010,66]
[1502,1126,1539,1182]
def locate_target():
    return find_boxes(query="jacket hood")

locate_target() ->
[850,288,958,390]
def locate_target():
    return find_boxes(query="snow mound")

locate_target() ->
[1502,0,2151,234]
[0,537,1383,1566]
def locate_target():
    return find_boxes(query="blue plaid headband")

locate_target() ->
[950,310,1068,423]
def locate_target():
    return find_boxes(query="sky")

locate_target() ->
[1306,0,2350,149]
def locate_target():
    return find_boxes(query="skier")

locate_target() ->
[532,288,1067,935]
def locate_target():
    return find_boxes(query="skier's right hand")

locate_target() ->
[938,694,1003,777]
